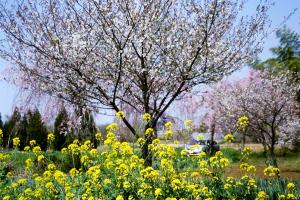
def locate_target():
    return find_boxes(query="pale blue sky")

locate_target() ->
[0,0,299,123]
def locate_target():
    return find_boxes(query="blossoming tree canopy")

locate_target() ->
[0,1,270,143]
[204,71,299,166]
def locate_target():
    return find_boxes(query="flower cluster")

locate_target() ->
[47,133,55,142]
[237,115,249,130]
[184,119,193,130]
[224,133,234,143]
[0,121,298,200]
[142,113,151,123]
[263,166,280,177]
[12,137,20,148]
[115,111,125,119]
[164,121,173,140]
[95,132,102,141]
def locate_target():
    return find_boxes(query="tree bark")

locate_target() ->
[269,128,278,167]
[209,123,216,156]
[141,123,155,167]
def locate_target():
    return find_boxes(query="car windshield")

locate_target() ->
[189,139,206,145]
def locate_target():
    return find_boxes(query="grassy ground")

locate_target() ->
[222,147,300,180]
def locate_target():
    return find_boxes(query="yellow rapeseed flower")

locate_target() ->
[116,195,124,200]
[287,193,295,199]
[24,146,30,152]
[224,133,234,143]
[30,140,36,146]
[165,130,173,139]
[47,133,55,142]
[137,138,145,146]
[47,163,57,171]
[12,137,20,148]
[3,196,10,200]
[115,111,125,119]
[69,168,79,176]
[237,115,249,129]
[287,182,295,191]
[37,155,45,162]
[143,113,151,122]
[45,182,56,192]
[123,181,131,189]
[95,132,102,141]
[106,123,118,133]
[155,188,163,198]
[165,121,173,130]
[171,179,181,190]
[242,146,252,155]
[104,178,111,185]
[145,128,154,137]
[264,166,280,177]
[256,191,267,200]
[184,119,193,129]
[25,158,33,170]
[32,146,42,154]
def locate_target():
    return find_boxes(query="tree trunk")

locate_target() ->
[141,123,156,167]
[240,128,247,151]
[241,132,245,150]
[141,137,153,167]
[209,123,215,156]
[269,128,278,167]
[262,141,268,157]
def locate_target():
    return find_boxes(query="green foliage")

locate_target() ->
[17,115,28,150]
[0,113,3,130]
[78,110,97,145]
[252,27,300,101]
[53,107,70,150]
[257,179,300,199]
[3,107,21,148]
[221,148,242,162]
[26,109,48,150]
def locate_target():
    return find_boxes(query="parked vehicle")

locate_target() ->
[185,133,220,155]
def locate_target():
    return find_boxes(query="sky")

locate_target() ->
[0,0,300,123]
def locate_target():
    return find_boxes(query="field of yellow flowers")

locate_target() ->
[0,123,299,200]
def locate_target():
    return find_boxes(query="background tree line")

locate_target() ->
[0,107,98,151]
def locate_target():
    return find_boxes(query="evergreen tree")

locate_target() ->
[3,108,21,148]
[53,107,69,150]
[79,110,97,144]
[17,115,28,149]
[0,113,3,130]
[0,113,3,148]
[26,109,48,150]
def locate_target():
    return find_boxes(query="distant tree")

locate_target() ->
[252,27,300,102]
[0,113,3,130]
[53,107,70,150]
[78,109,97,145]
[26,109,48,150]
[17,115,28,149]
[0,113,3,148]
[3,108,21,148]
[206,71,299,167]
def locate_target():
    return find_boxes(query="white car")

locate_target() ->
[184,141,207,156]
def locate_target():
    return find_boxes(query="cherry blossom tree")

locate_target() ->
[0,0,271,165]
[205,70,299,166]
